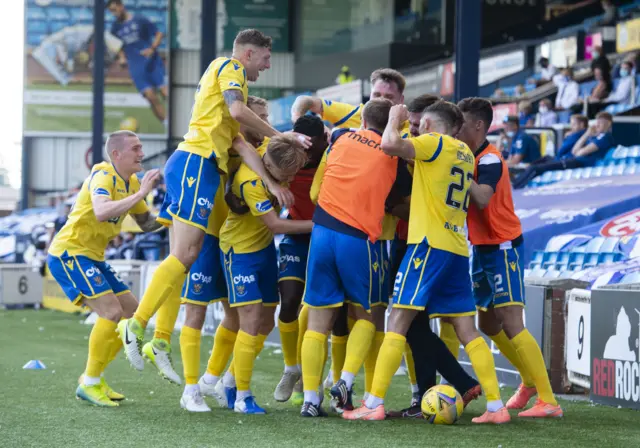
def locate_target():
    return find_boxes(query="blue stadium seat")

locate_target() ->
[70,8,93,23]
[137,0,161,7]
[602,165,616,176]
[551,170,564,183]
[624,165,638,175]
[561,170,573,181]
[599,237,620,253]
[50,22,68,33]
[529,267,547,278]
[544,269,561,279]
[583,253,599,268]
[630,147,640,158]
[591,166,604,177]
[530,251,544,265]
[599,252,624,265]
[579,81,597,97]
[583,236,605,253]
[620,272,640,284]
[27,6,47,21]
[613,164,626,176]
[47,7,70,21]
[27,21,49,34]
[581,167,594,178]
[571,168,584,180]
[569,252,586,270]
[612,146,629,159]
[542,252,559,268]
[27,33,47,47]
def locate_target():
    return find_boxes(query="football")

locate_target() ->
[119,116,139,132]
[421,384,464,425]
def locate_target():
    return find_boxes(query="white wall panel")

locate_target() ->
[29,137,167,195]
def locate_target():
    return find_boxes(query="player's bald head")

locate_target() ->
[105,130,139,159]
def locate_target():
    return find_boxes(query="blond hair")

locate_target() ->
[266,135,308,172]
[247,95,268,109]
[104,130,137,159]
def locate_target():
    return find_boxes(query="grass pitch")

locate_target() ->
[2,309,639,448]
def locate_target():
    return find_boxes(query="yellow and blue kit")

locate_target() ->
[47,162,148,303]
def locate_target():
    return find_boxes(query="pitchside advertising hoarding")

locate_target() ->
[24,0,169,137]
[591,288,640,409]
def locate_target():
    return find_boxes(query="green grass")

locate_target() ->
[24,104,165,135]
[1,309,639,448]
[26,83,140,93]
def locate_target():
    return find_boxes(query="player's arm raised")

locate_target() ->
[232,136,295,208]
[92,169,160,222]
[381,105,415,159]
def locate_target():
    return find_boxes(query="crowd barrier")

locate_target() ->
[10,259,640,409]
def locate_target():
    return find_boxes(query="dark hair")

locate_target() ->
[457,97,494,133]
[570,114,589,128]
[234,29,272,49]
[293,115,324,138]
[424,100,464,133]
[370,68,406,93]
[407,94,440,113]
[106,0,122,7]
[362,98,393,131]
[504,115,520,126]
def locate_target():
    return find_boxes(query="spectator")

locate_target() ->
[335,65,354,85]
[518,100,535,127]
[590,46,612,76]
[572,66,613,115]
[492,88,506,98]
[151,176,165,209]
[501,115,541,166]
[537,57,558,85]
[555,67,580,111]
[536,98,558,127]
[512,112,614,189]
[613,52,639,78]
[598,0,618,26]
[590,61,635,115]
[515,84,526,97]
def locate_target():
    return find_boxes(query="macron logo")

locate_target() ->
[187,177,196,188]
[229,82,241,87]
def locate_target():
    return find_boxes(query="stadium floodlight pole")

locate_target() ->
[92,0,105,165]
[200,0,217,75]
[454,0,481,102]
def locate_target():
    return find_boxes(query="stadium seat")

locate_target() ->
[599,237,620,253]
[47,7,70,21]
[562,170,573,181]
[542,252,560,268]
[27,6,47,21]
[591,166,604,177]
[629,146,640,158]
[529,267,547,278]
[613,164,626,176]
[544,269,561,278]
[620,272,640,285]
[584,236,605,253]
[624,165,638,175]
[612,146,629,159]
[569,252,586,270]
[602,165,616,177]
[583,253,599,268]
[551,170,565,183]
[599,252,624,265]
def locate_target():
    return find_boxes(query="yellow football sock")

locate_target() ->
[404,344,417,387]
[256,333,267,356]
[85,318,117,378]
[302,330,327,392]
[370,331,406,399]
[440,322,460,358]
[512,329,557,405]
[103,330,123,371]
[296,305,309,366]
[347,317,356,332]
[343,320,376,375]
[364,331,385,394]
[234,330,257,392]
[153,285,182,342]
[279,319,299,367]
[490,330,535,388]
[228,333,266,380]
[331,334,348,384]
[180,325,201,385]
[465,337,501,402]
[206,326,237,377]
[134,255,186,327]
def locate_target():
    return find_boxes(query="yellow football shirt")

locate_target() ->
[219,141,275,254]
[178,57,249,173]
[49,162,148,261]
[407,133,475,257]
[322,99,411,136]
